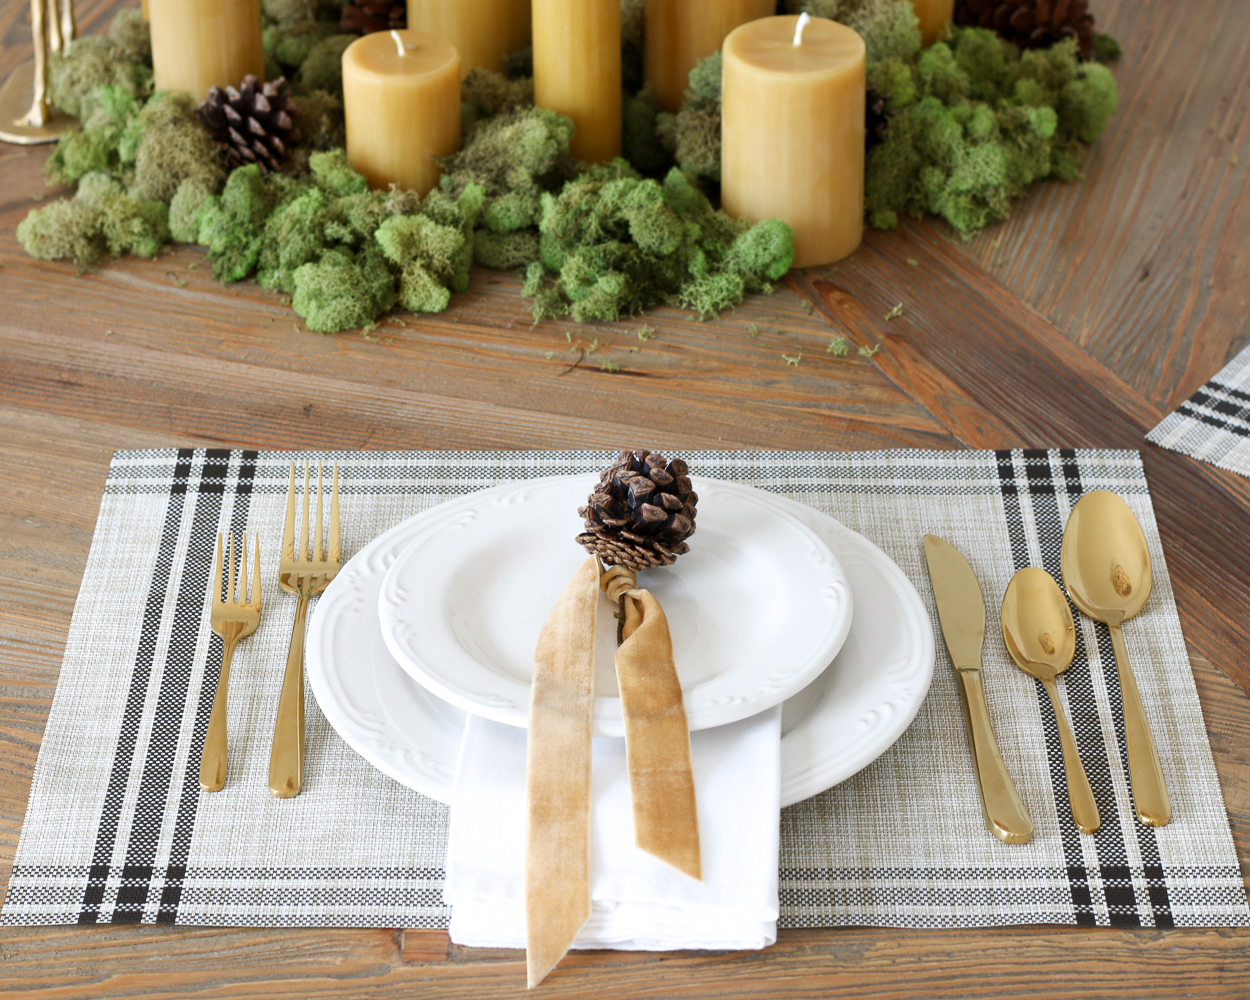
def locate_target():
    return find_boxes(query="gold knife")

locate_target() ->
[923,535,1034,845]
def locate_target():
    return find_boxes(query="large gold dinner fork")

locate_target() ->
[270,461,340,798]
[200,533,262,793]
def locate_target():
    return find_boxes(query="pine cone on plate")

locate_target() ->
[340,0,406,34]
[954,0,1096,60]
[197,75,301,174]
[577,450,698,571]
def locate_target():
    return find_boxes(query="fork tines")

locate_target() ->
[282,461,340,571]
[212,531,262,610]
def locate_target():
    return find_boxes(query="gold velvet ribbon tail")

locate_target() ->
[603,567,702,881]
[525,557,598,989]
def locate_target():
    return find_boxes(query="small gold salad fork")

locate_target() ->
[270,461,341,798]
[200,532,262,793]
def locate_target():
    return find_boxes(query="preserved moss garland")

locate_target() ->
[17,0,1119,333]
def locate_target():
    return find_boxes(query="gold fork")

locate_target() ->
[270,461,341,798]
[200,532,262,793]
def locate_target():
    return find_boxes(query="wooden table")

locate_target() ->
[2,0,1249,995]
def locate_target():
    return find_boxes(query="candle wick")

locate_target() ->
[390,29,406,57]
[793,12,811,46]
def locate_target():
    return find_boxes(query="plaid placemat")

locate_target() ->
[3,449,1246,930]
[1148,343,1250,476]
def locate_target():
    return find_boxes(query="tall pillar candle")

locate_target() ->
[532,0,620,163]
[721,15,865,269]
[644,0,773,113]
[148,0,264,102]
[910,0,953,46]
[342,30,461,195]
[408,0,531,76]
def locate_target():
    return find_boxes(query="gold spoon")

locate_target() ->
[1002,567,1100,835]
[1061,490,1171,827]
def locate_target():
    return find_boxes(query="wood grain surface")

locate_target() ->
[2,0,1249,995]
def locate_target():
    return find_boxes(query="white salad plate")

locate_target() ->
[376,476,854,737]
[306,478,935,807]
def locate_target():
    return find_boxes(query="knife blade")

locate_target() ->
[923,535,1033,845]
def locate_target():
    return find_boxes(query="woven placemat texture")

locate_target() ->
[3,449,1246,930]
[1148,343,1250,476]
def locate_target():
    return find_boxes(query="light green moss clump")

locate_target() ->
[294,34,355,96]
[530,165,793,323]
[47,34,152,120]
[865,30,1119,234]
[106,8,152,66]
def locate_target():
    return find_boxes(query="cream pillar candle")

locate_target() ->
[148,0,264,102]
[644,0,773,113]
[910,0,953,46]
[721,14,865,269]
[407,0,531,76]
[342,30,461,195]
[532,0,620,163]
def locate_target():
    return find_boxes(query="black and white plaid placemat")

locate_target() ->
[1148,343,1250,476]
[3,449,1246,930]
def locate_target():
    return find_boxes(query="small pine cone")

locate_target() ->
[340,0,406,34]
[954,0,1096,60]
[197,75,301,174]
[866,83,889,150]
[576,449,698,572]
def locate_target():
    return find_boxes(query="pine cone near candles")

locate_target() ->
[577,450,698,571]
[954,0,1096,60]
[340,0,406,34]
[197,76,301,174]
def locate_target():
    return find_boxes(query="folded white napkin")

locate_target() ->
[444,707,782,952]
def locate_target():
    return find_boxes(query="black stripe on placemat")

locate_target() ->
[1206,379,1250,405]
[995,450,1094,927]
[78,449,195,925]
[1175,403,1250,439]
[108,450,233,924]
[156,450,259,924]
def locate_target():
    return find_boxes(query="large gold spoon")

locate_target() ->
[1061,490,1171,827]
[1002,567,1100,834]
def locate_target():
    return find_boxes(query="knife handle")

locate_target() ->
[956,669,1034,845]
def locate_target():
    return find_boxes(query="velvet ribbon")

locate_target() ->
[524,558,700,988]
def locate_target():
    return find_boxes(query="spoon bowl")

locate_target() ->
[1061,490,1170,827]
[1002,567,1099,834]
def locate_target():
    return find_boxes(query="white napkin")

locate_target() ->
[444,707,782,952]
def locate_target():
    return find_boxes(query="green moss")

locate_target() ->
[295,34,355,97]
[168,176,215,242]
[196,163,297,281]
[623,84,671,174]
[16,197,105,268]
[48,35,152,120]
[291,246,395,332]
[309,148,368,196]
[461,68,534,132]
[107,8,151,66]
[256,185,328,290]
[129,91,226,203]
[44,84,141,186]
[865,27,1119,235]
[474,229,541,269]
[268,19,340,70]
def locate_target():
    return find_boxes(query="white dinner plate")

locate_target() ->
[376,476,854,737]
[306,485,934,807]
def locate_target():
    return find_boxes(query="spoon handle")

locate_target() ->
[1043,678,1100,835]
[1109,623,1172,827]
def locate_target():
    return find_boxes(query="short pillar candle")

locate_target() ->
[532,0,620,164]
[721,15,865,269]
[644,0,774,113]
[910,0,953,46]
[407,0,531,76]
[148,0,264,102]
[342,30,461,195]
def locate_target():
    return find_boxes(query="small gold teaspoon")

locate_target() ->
[1002,567,1100,835]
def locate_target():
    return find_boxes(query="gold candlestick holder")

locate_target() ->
[0,0,79,145]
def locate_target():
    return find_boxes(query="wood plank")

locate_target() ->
[790,222,1250,698]
[960,0,1250,410]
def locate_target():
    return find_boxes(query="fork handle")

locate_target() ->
[270,593,310,798]
[200,628,240,793]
